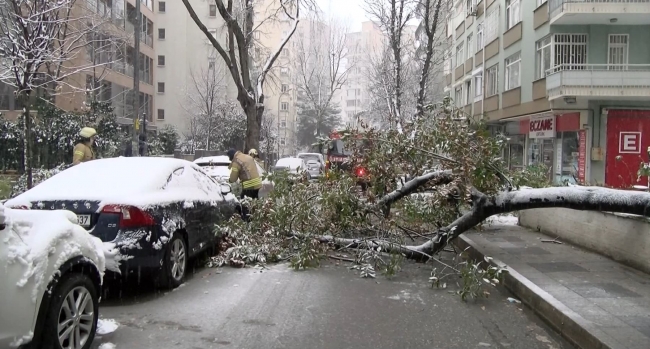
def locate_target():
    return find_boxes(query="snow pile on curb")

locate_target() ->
[97,318,119,335]
[485,214,519,226]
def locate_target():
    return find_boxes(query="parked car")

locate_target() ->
[0,203,105,349]
[194,155,274,197]
[273,157,310,182]
[297,153,325,178]
[5,157,239,289]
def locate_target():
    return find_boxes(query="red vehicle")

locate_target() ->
[325,131,370,189]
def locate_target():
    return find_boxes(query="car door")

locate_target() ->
[189,166,232,247]
[165,167,208,256]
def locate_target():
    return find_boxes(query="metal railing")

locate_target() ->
[546,63,650,90]
[550,0,650,19]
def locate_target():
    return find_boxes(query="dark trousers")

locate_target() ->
[240,188,260,221]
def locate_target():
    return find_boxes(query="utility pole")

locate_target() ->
[132,0,141,156]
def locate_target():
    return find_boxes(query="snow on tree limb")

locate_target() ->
[373,170,453,208]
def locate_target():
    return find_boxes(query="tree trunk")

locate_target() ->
[20,92,33,189]
[243,101,262,152]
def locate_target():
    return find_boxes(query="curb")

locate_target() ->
[454,235,612,349]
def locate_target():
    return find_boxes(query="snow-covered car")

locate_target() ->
[0,203,106,349]
[193,155,232,183]
[297,153,325,178]
[194,155,274,197]
[5,157,239,289]
[273,157,310,182]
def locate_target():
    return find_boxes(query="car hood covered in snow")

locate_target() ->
[6,157,229,208]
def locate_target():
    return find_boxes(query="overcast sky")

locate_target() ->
[317,0,371,32]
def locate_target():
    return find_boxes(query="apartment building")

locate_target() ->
[445,0,650,189]
[0,0,157,132]
[341,21,385,128]
[154,0,236,136]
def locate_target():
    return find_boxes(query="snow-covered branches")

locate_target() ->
[181,0,317,151]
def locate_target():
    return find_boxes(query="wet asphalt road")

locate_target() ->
[93,260,573,349]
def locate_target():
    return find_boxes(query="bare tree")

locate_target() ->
[0,0,122,188]
[182,65,246,152]
[259,110,277,168]
[181,0,317,152]
[293,17,349,148]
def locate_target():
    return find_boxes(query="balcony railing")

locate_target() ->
[550,0,650,20]
[545,63,650,98]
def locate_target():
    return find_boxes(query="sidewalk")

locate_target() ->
[456,219,650,349]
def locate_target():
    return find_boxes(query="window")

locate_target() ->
[158,28,165,39]
[346,100,356,107]
[466,0,476,17]
[209,4,217,16]
[280,138,286,146]
[157,55,165,66]
[608,34,629,70]
[158,1,165,12]
[157,109,164,120]
[254,31,260,40]
[280,67,288,76]
[454,85,463,107]
[552,34,588,71]
[474,71,483,101]
[485,7,499,44]
[506,0,521,30]
[455,42,464,67]
[466,33,474,58]
[157,82,165,93]
[504,52,521,90]
[535,36,552,79]
[281,84,289,93]
[280,120,287,128]
[281,102,289,111]
[464,79,472,105]
[537,0,546,6]
[486,64,498,97]
[208,60,215,70]
[476,23,484,51]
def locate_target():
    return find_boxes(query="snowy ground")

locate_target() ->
[91,260,573,349]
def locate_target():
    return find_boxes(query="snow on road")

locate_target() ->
[98,343,116,349]
[485,214,519,226]
[97,318,119,335]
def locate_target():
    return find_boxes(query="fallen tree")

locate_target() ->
[216,98,650,278]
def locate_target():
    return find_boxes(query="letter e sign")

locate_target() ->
[619,132,641,154]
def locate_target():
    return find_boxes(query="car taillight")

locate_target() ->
[101,205,155,228]
[356,167,366,177]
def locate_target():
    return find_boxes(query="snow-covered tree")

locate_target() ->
[157,125,180,155]
[0,0,124,188]
[293,18,349,149]
[181,0,317,152]
[215,98,650,287]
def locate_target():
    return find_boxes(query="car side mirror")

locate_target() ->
[220,183,232,195]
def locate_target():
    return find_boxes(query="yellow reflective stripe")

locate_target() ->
[242,177,262,188]
[74,151,84,156]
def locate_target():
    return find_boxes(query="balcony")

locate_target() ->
[549,0,650,25]
[546,64,650,100]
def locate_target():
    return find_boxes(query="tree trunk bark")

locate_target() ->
[243,101,262,152]
[21,92,33,189]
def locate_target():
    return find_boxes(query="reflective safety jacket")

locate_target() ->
[72,143,95,165]
[229,151,262,189]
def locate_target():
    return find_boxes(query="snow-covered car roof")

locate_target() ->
[275,157,305,170]
[6,157,227,208]
[194,155,230,165]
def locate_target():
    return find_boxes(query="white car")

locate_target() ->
[0,203,106,349]
[273,157,311,182]
[297,153,325,178]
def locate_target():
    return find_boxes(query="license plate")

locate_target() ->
[77,214,91,227]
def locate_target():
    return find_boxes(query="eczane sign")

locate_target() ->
[529,115,556,138]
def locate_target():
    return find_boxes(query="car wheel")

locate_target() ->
[42,273,98,349]
[159,233,187,289]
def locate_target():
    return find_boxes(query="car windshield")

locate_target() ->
[298,154,321,163]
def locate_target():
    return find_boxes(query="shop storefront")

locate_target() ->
[604,109,650,189]
[500,112,588,185]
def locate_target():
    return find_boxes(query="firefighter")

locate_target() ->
[227,148,262,220]
[72,127,97,165]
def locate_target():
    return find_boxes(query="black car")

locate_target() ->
[6,157,239,289]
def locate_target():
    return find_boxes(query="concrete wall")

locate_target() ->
[520,208,650,274]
